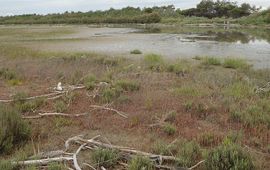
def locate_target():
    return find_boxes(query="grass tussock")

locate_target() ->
[177,141,201,167]
[163,123,176,135]
[128,156,154,170]
[206,139,254,170]
[92,148,119,168]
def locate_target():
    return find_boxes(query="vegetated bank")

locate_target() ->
[0,0,269,26]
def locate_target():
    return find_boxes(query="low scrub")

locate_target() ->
[0,105,30,154]
[128,156,154,170]
[206,140,254,170]
[163,123,176,135]
[91,148,119,168]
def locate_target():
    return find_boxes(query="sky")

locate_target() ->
[0,0,269,16]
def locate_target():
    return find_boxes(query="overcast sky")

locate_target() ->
[1,0,269,16]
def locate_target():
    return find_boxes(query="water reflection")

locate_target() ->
[142,26,270,44]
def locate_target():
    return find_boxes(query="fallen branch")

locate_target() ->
[90,105,128,118]
[0,85,85,103]
[13,156,73,166]
[22,112,90,119]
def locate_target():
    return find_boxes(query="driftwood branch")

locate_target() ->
[90,105,128,118]
[13,156,73,166]
[0,85,85,103]
[22,112,90,119]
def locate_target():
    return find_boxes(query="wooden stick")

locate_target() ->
[22,112,90,119]
[188,160,205,170]
[90,105,128,118]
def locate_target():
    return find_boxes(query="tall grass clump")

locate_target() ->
[128,156,154,170]
[224,81,254,99]
[91,148,119,168]
[206,139,254,170]
[223,58,250,69]
[144,54,164,71]
[0,105,30,154]
[202,57,221,66]
[166,60,190,75]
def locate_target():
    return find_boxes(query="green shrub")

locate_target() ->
[84,75,97,90]
[53,101,67,113]
[128,156,154,170]
[91,148,119,168]
[152,141,171,155]
[202,57,221,66]
[0,68,17,80]
[166,62,190,75]
[15,98,45,113]
[224,81,254,99]
[0,105,30,154]
[144,54,164,71]
[206,142,254,170]
[223,58,249,69]
[177,141,201,167]
[163,123,176,135]
[100,86,122,103]
[198,132,220,147]
[115,80,140,92]
[130,49,142,54]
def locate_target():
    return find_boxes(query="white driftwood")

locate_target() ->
[90,105,128,118]
[0,85,85,103]
[13,156,73,166]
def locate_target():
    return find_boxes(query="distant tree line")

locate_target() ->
[0,0,268,25]
[180,0,260,18]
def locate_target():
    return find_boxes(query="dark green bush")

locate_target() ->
[0,105,30,154]
[130,49,142,54]
[206,141,254,170]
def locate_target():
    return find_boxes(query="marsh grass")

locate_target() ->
[166,60,191,75]
[128,156,154,170]
[53,101,68,113]
[223,81,254,99]
[172,86,204,97]
[144,54,164,71]
[163,123,176,135]
[202,57,222,66]
[91,148,119,168]
[223,58,250,69]
[0,105,30,154]
[84,74,97,90]
[206,140,254,170]
[115,80,140,92]
[177,141,201,167]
